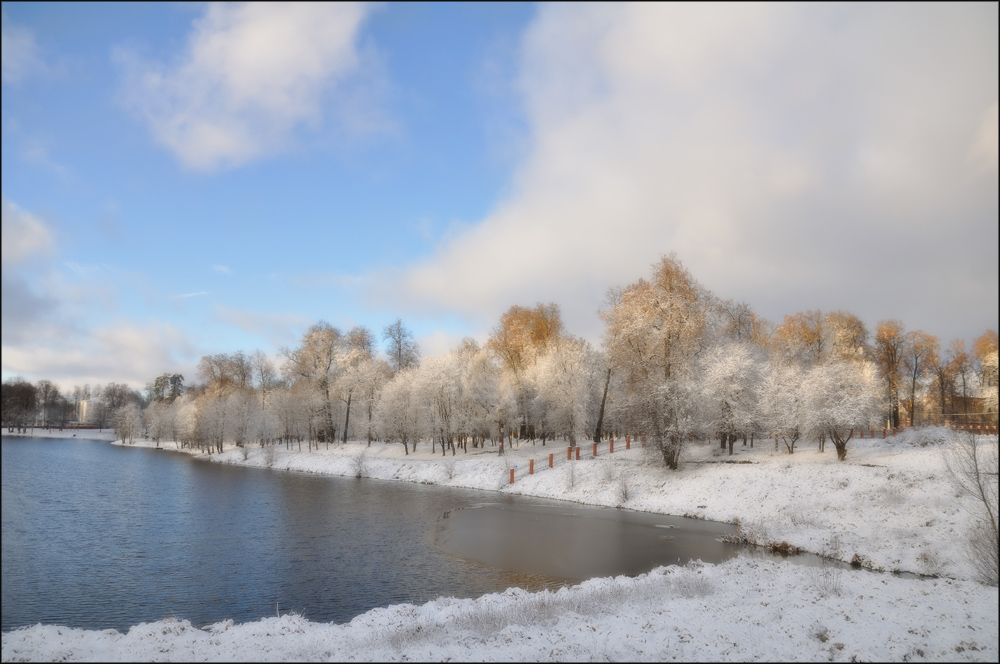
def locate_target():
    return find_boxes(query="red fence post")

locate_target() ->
[610,439,614,454]
[882,428,887,439]
[510,468,515,484]
[893,428,897,436]
[530,459,534,475]
[593,442,597,457]
[549,453,553,468]
[626,435,630,450]
[576,447,580,460]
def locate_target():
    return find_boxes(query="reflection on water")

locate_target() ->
[432,503,851,580]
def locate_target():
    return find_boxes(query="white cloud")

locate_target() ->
[1,11,43,84]
[1,322,197,391]
[175,291,210,299]
[212,264,233,275]
[1,198,53,264]
[117,2,374,171]
[390,4,999,342]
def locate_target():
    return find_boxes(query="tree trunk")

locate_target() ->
[593,368,612,443]
[342,392,352,444]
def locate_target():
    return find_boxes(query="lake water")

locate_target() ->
[2,436,795,633]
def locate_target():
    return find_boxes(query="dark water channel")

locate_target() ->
[2,437,842,634]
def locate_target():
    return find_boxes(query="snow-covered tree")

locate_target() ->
[700,341,764,455]
[282,322,345,443]
[382,318,420,374]
[601,254,712,469]
[532,338,592,446]
[760,361,805,454]
[113,402,143,445]
[412,353,463,455]
[374,368,422,454]
[803,360,882,460]
[144,400,172,448]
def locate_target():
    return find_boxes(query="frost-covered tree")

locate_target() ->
[198,394,227,454]
[374,368,422,454]
[270,383,315,450]
[144,400,172,448]
[337,326,377,444]
[488,302,565,440]
[171,393,199,449]
[700,341,764,455]
[226,389,258,449]
[902,331,938,426]
[773,310,828,367]
[283,322,344,443]
[456,339,512,451]
[760,362,805,453]
[382,318,420,374]
[251,350,280,409]
[413,353,462,455]
[874,320,906,428]
[803,360,882,460]
[113,402,143,445]
[601,255,711,469]
[533,338,592,446]
[826,310,868,362]
[949,339,975,425]
[351,356,391,446]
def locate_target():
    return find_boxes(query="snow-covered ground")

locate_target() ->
[3,427,997,661]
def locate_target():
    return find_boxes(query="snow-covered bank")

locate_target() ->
[3,429,116,441]
[3,557,996,662]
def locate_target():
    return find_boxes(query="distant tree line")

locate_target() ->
[3,256,997,466]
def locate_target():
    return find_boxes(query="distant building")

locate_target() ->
[77,399,105,425]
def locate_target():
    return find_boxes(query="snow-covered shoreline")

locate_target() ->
[3,427,998,661]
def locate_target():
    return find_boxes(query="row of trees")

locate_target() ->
[4,258,997,469]
[1,378,144,433]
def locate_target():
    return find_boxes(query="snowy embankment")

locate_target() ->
[3,427,997,662]
[2,558,996,662]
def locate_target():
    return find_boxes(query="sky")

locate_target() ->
[1,2,997,392]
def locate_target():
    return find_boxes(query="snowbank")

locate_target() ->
[3,428,116,441]
[4,427,997,661]
[3,558,996,662]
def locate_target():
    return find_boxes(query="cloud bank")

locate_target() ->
[117,2,374,171]
[393,3,998,341]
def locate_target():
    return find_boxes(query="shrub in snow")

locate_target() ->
[944,431,999,586]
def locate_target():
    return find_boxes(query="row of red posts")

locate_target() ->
[510,435,633,484]
[952,424,998,434]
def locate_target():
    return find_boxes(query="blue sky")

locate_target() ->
[2,2,997,391]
